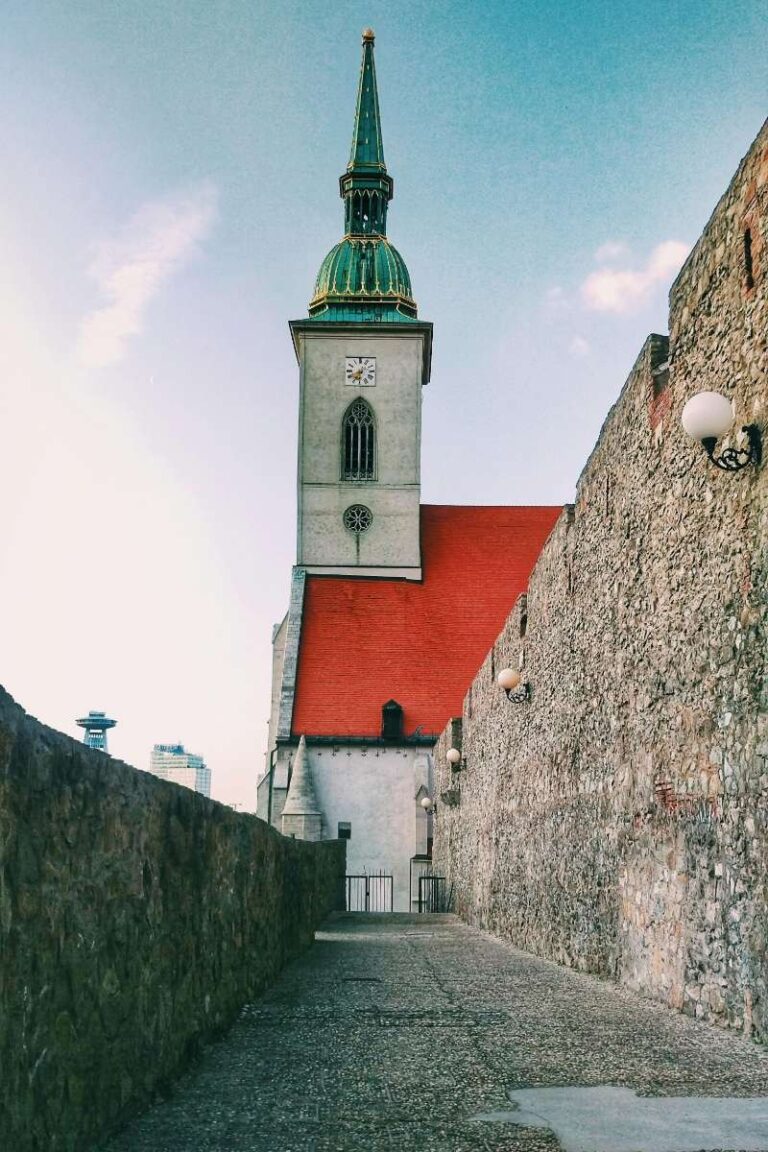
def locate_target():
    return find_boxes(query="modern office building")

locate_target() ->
[150,744,211,798]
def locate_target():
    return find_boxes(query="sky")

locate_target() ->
[1,1,766,809]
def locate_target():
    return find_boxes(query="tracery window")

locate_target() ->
[342,399,376,480]
[343,504,373,534]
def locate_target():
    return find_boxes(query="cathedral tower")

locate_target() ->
[261,31,561,906]
[290,29,433,580]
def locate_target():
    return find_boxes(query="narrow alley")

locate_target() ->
[103,915,768,1152]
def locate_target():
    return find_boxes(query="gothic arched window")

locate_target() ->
[342,399,376,481]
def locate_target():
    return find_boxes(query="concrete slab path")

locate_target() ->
[102,914,768,1152]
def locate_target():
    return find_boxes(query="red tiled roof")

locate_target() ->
[291,504,561,739]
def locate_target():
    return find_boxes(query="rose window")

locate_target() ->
[343,505,373,534]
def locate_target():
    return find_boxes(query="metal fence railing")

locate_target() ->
[345,872,393,912]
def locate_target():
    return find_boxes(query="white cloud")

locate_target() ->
[594,241,630,264]
[78,182,218,366]
[569,335,590,358]
[581,239,689,314]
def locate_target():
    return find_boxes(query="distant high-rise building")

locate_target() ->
[150,744,211,798]
[76,710,117,753]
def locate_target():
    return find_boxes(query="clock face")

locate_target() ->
[345,356,376,386]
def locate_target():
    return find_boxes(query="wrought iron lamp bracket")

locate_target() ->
[701,424,762,472]
[504,682,531,704]
[440,789,461,808]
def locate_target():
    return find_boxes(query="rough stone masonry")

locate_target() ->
[434,119,768,1039]
[0,687,345,1152]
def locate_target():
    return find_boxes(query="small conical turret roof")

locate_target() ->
[281,735,321,816]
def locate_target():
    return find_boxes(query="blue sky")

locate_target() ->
[1,1,766,806]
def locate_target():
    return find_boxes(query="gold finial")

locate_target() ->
[362,28,375,43]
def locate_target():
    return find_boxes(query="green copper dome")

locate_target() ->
[309,236,416,319]
[304,30,418,323]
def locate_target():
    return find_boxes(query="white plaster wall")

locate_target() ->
[257,614,289,821]
[264,614,287,771]
[256,745,289,824]
[300,486,421,567]
[308,745,432,912]
[297,331,425,570]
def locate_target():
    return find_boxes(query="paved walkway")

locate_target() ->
[104,914,768,1151]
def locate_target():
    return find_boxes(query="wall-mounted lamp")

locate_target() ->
[681,391,762,473]
[497,667,530,703]
[420,795,435,813]
[446,747,464,771]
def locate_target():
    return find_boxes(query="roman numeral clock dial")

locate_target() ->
[345,356,376,386]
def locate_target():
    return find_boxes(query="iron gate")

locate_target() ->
[345,872,393,912]
[418,874,450,913]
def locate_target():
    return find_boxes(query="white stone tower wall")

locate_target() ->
[296,331,426,574]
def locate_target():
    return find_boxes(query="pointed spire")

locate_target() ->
[348,28,386,172]
[304,28,421,322]
[339,30,393,238]
[281,736,320,816]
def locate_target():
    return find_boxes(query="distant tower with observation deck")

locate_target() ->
[76,710,117,753]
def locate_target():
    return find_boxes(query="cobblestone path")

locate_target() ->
[103,914,768,1152]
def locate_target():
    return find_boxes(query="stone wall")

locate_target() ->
[434,120,768,1037]
[0,687,346,1152]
